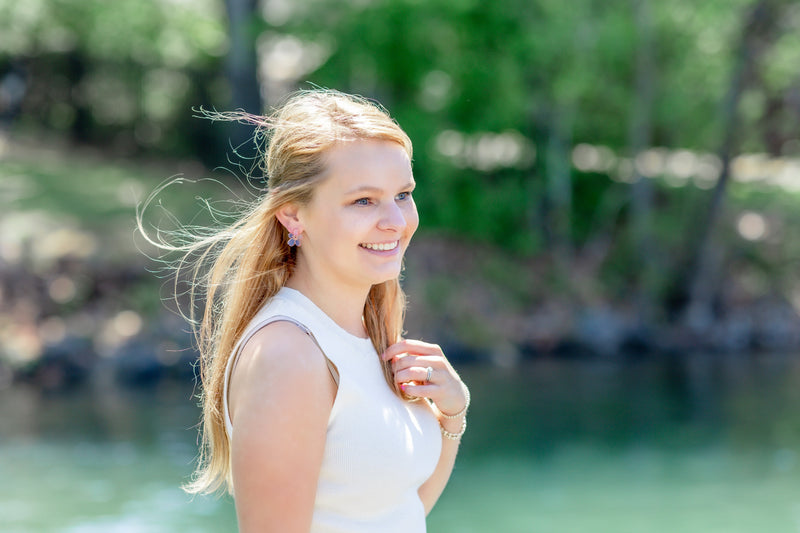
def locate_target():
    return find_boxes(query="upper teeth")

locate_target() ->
[361,241,398,251]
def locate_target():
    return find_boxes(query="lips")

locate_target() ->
[359,241,399,251]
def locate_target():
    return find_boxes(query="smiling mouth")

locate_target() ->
[359,241,399,251]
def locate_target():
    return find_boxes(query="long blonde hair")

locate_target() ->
[139,90,414,495]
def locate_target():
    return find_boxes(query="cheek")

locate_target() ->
[405,202,420,235]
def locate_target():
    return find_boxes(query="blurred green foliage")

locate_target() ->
[2,0,800,317]
[0,0,227,155]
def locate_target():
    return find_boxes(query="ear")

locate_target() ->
[275,202,302,233]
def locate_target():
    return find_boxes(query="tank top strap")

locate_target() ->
[222,314,340,438]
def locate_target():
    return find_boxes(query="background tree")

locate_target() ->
[682,0,790,330]
[2,0,800,340]
[223,0,262,154]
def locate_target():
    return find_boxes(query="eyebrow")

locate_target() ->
[344,181,416,195]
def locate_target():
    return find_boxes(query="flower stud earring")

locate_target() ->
[287,231,301,247]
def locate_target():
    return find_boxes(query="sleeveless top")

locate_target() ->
[223,287,442,533]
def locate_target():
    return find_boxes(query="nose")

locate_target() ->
[377,201,407,232]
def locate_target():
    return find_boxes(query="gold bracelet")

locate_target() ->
[437,383,470,419]
[440,416,467,441]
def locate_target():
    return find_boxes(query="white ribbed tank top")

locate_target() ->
[223,287,442,533]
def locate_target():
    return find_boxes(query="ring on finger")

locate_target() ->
[425,366,433,384]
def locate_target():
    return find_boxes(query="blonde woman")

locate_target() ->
[146,90,469,532]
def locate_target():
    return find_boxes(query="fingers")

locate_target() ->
[395,362,466,415]
[391,354,440,373]
[382,339,464,410]
[399,382,436,399]
[382,340,447,377]
[394,365,435,385]
[381,339,442,361]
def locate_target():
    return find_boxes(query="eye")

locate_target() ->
[396,191,413,201]
[354,197,372,206]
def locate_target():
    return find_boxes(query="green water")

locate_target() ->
[2,354,800,532]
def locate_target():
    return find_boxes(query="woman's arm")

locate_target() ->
[228,322,336,533]
[416,403,464,514]
[382,340,469,514]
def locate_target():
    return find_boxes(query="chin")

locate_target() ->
[371,271,401,285]
[368,265,403,285]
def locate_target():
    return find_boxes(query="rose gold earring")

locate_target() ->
[287,230,301,247]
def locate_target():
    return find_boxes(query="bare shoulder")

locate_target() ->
[228,320,336,427]
[227,320,335,531]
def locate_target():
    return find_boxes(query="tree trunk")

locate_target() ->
[683,0,783,331]
[545,106,575,269]
[224,0,262,155]
[66,51,92,143]
[629,0,656,324]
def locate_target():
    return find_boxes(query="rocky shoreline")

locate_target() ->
[3,234,800,392]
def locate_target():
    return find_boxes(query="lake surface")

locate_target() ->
[3,353,800,532]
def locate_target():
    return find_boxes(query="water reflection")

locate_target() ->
[466,353,800,456]
[2,353,800,532]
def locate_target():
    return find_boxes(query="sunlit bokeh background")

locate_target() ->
[2,1,800,531]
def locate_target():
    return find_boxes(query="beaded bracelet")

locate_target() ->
[440,415,467,441]
[437,383,470,419]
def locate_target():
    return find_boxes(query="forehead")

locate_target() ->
[319,140,413,191]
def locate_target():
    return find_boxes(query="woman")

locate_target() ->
[152,90,469,532]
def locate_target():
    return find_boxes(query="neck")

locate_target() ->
[285,268,370,339]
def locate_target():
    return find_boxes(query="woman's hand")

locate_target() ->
[383,339,468,514]
[381,339,467,416]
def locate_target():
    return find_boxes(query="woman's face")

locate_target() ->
[294,139,418,292]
